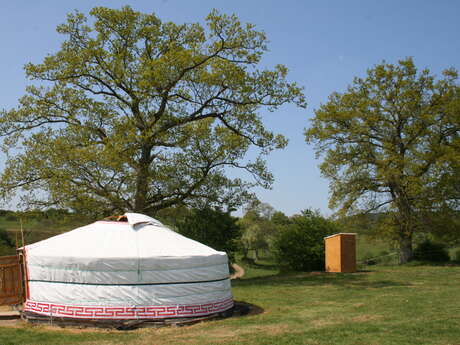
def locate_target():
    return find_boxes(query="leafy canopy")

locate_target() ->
[176,207,241,262]
[305,58,460,262]
[273,209,338,271]
[238,201,279,259]
[0,6,305,215]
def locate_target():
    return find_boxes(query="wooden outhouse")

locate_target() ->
[324,233,357,273]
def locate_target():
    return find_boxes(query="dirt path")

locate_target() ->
[230,263,245,279]
[0,305,21,327]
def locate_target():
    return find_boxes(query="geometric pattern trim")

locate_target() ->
[24,298,234,319]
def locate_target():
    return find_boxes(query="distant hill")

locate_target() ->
[0,209,91,255]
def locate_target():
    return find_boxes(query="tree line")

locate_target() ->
[0,205,339,271]
[1,204,457,268]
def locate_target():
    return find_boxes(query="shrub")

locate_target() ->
[5,214,18,222]
[0,228,15,255]
[0,209,12,217]
[360,251,377,265]
[454,249,460,263]
[413,240,450,263]
[0,228,14,247]
[176,207,241,262]
[273,209,339,271]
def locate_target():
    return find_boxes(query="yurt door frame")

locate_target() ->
[0,254,24,306]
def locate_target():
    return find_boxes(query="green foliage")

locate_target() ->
[305,58,460,263]
[5,214,17,222]
[0,6,305,216]
[0,210,15,217]
[0,209,92,249]
[238,202,279,259]
[271,211,291,226]
[153,205,191,228]
[0,228,15,256]
[454,249,460,262]
[419,210,460,246]
[273,209,339,271]
[176,207,241,262]
[413,240,450,263]
[360,251,378,266]
[0,228,14,247]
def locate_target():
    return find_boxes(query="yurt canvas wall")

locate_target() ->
[22,213,233,320]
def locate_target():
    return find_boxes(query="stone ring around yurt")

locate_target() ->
[15,213,261,329]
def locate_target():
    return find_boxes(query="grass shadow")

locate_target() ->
[232,301,264,317]
[245,262,279,270]
[404,260,459,267]
[239,258,279,270]
[232,270,411,289]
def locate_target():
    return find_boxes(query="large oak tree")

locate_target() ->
[305,58,460,263]
[0,7,305,216]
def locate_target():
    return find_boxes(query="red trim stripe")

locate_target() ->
[24,298,234,319]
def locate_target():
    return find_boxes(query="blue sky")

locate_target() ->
[1,1,460,215]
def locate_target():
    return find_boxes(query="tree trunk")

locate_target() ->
[399,233,413,264]
[134,146,151,212]
[393,187,415,264]
[241,246,249,260]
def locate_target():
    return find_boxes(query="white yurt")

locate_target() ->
[22,213,233,321]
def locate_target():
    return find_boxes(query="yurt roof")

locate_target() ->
[25,212,222,259]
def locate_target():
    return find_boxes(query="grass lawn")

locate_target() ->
[0,264,459,345]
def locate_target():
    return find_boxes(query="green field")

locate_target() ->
[0,214,88,255]
[0,215,87,235]
[1,264,459,345]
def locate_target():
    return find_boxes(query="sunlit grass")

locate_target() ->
[1,264,459,345]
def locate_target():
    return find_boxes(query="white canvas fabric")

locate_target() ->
[23,213,233,319]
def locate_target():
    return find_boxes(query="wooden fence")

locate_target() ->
[0,255,23,306]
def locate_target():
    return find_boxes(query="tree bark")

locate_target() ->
[393,187,415,264]
[134,146,151,212]
[399,232,413,264]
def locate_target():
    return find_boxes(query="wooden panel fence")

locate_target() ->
[0,255,23,306]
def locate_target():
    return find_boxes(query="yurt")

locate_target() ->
[21,213,233,322]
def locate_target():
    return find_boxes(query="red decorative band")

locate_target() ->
[24,298,234,319]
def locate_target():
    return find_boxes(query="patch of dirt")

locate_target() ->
[351,314,382,322]
[311,318,341,328]
[37,324,119,334]
[0,305,21,327]
[0,319,23,328]
[316,301,339,305]
[352,303,365,308]
[176,323,291,343]
[246,323,291,336]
